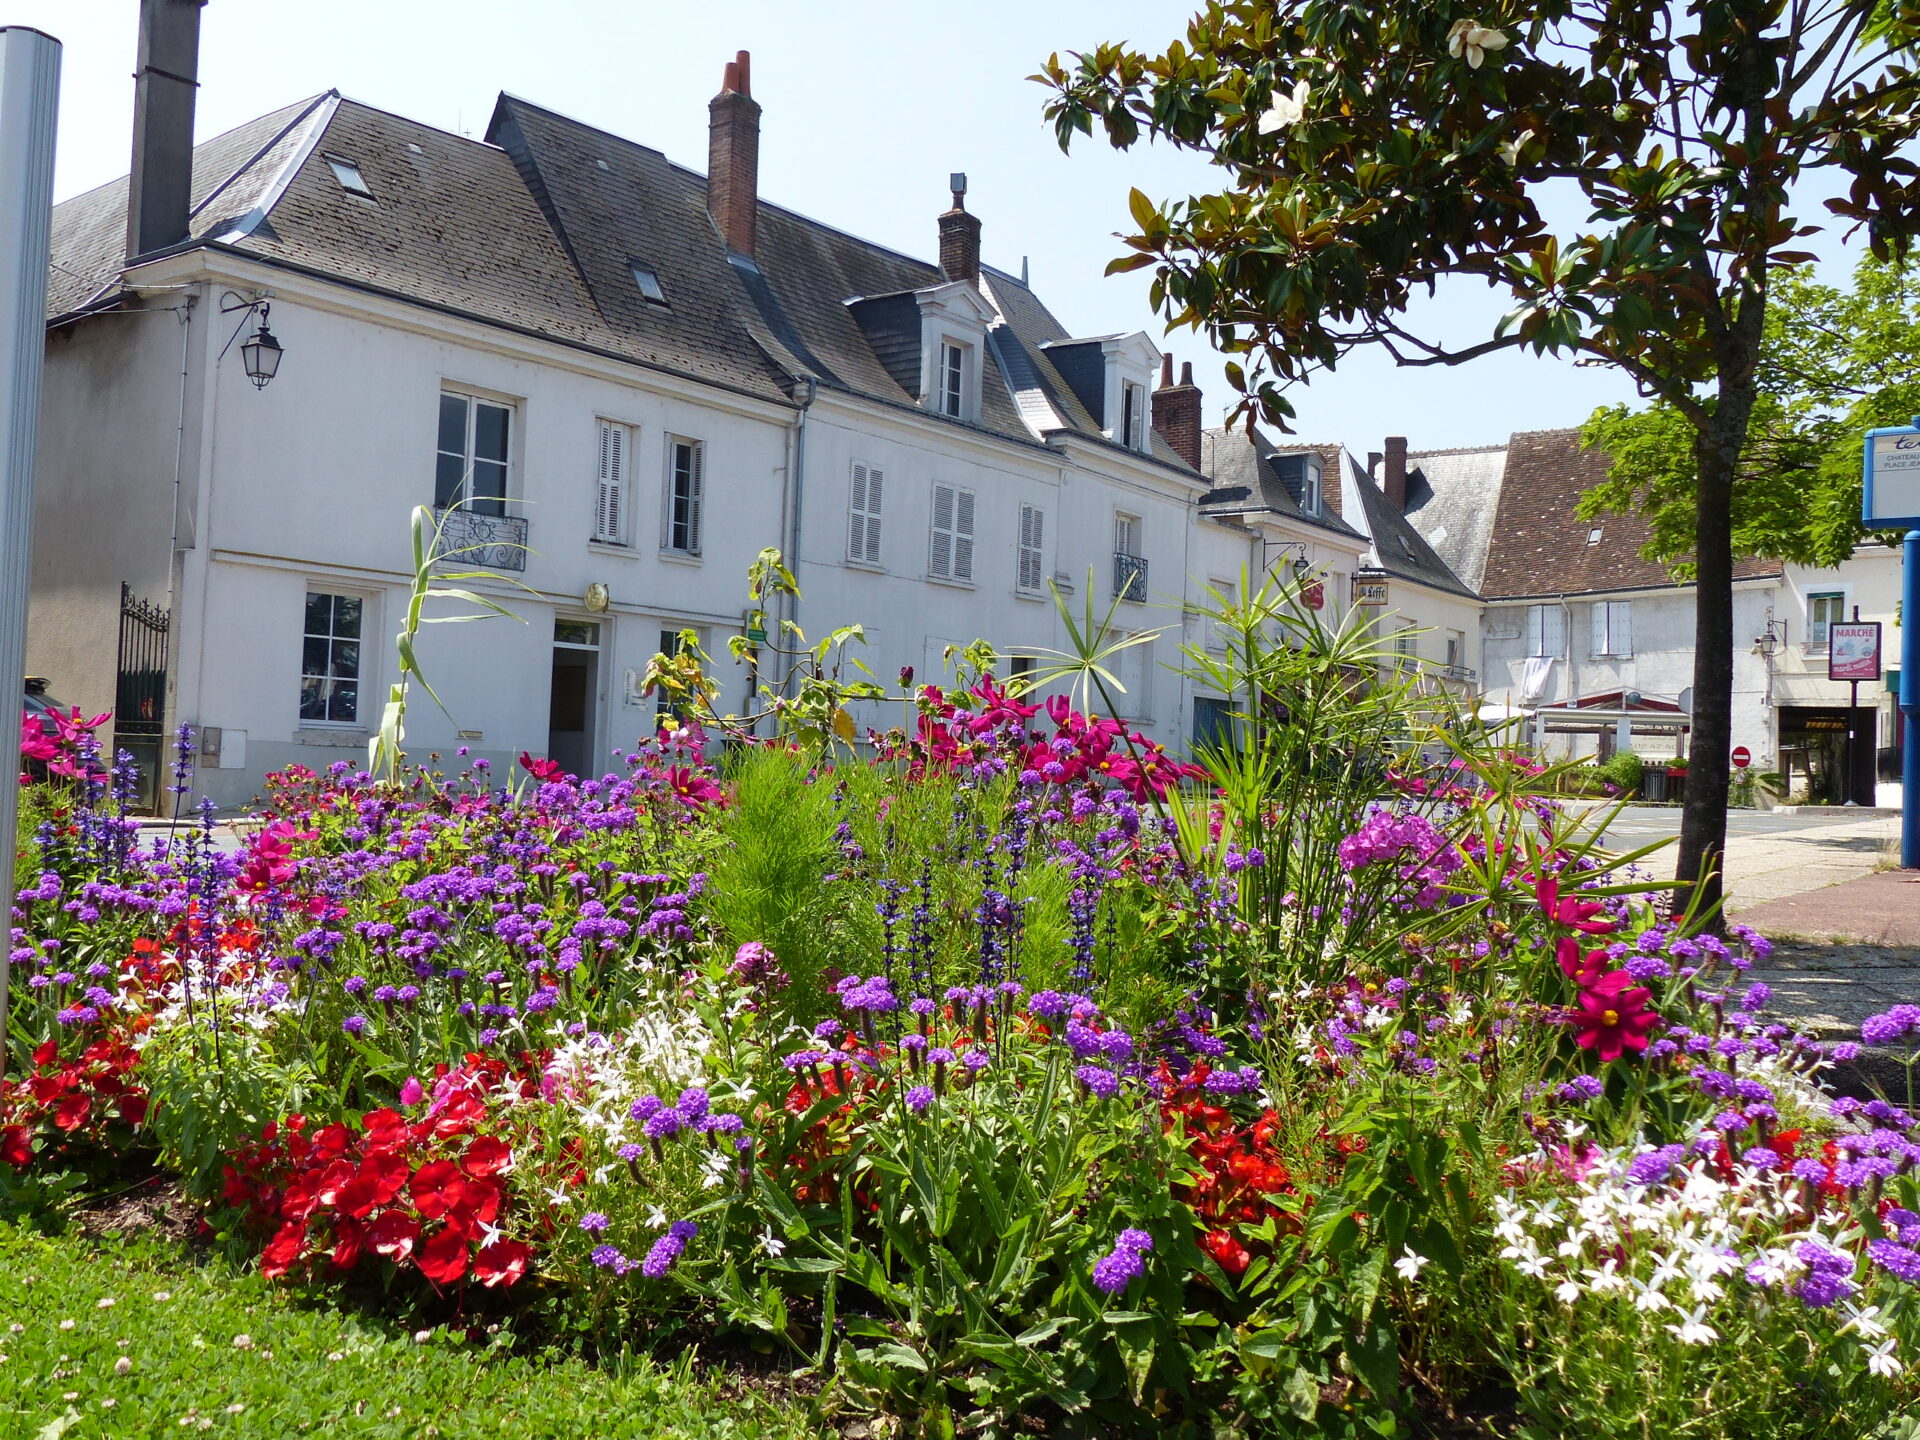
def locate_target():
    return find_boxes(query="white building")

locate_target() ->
[31,24,1276,808]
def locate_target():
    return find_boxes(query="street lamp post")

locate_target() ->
[0,25,61,1073]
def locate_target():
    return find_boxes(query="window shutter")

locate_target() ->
[1018,504,1043,591]
[953,488,975,581]
[1591,601,1609,657]
[1544,605,1566,657]
[849,463,869,561]
[1526,606,1542,656]
[686,442,704,555]
[865,469,883,563]
[1613,603,1632,657]
[595,421,625,544]
[930,483,954,578]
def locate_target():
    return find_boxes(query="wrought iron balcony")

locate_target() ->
[1113,551,1148,603]
[432,508,527,572]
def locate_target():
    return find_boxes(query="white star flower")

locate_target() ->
[1664,1306,1716,1346]
[1867,1338,1902,1378]
[1393,1249,1430,1282]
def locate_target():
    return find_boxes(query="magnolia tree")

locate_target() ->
[1039,0,1920,915]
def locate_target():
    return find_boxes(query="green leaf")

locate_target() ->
[1283,1365,1320,1422]
[1347,1318,1400,1401]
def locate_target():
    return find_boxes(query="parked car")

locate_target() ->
[23,676,66,721]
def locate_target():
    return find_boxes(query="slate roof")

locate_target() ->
[1336,451,1480,599]
[1402,443,1506,593]
[47,89,1203,477]
[1473,428,1781,599]
[1195,427,1365,544]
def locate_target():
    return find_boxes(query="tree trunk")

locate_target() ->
[1676,411,1746,922]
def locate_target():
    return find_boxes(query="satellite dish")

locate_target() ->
[1678,687,1693,714]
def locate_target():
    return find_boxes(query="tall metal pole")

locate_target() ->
[1900,537,1920,853]
[0,27,62,1071]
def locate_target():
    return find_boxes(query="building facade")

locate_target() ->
[33,28,1276,808]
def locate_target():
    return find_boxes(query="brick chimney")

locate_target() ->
[126,0,207,261]
[707,50,760,258]
[1383,434,1408,510]
[1151,353,1203,472]
[938,173,981,285]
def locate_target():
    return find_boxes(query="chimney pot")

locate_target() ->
[1384,435,1409,510]
[938,177,982,284]
[1151,354,1203,472]
[126,0,207,262]
[708,49,761,257]
[1367,451,1382,477]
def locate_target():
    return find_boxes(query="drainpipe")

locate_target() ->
[777,378,817,704]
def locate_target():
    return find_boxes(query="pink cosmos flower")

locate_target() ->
[1565,970,1660,1062]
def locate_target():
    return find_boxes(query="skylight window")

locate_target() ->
[1398,534,1417,559]
[1587,526,1605,545]
[629,262,667,306]
[324,154,373,198]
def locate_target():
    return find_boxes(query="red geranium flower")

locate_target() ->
[1199,1228,1252,1277]
[461,1136,510,1178]
[1,1124,32,1169]
[367,1209,421,1263]
[53,1093,91,1132]
[415,1226,469,1285]
[261,1221,307,1279]
[472,1238,531,1289]
[330,1217,367,1272]
[409,1159,463,1220]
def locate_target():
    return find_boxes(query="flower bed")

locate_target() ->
[8,612,1919,1438]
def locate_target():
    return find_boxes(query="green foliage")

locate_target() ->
[0,1222,824,1439]
[1598,749,1647,797]
[1580,255,1920,572]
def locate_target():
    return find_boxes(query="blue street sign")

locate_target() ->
[1864,417,1920,866]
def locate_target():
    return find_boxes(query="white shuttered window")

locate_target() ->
[1526,604,1567,657]
[1591,601,1633,657]
[849,462,884,564]
[930,483,975,581]
[663,437,704,555]
[594,420,628,545]
[1017,504,1044,592]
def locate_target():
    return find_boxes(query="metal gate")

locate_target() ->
[113,583,170,814]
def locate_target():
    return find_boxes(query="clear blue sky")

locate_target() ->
[17,0,1860,453]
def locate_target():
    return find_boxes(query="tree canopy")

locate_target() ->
[1039,0,1920,914]
[1581,254,1920,572]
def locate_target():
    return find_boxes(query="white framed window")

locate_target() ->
[1302,456,1322,514]
[848,461,884,565]
[1121,380,1147,451]
[1591,600,1633,658]
[1112,635,1152,721]
[929,482,975,582]
[1445,631,1465,670]
[435,391,511,516]
[1115,512,1141,558]
[1017,503,1045,593]
[937,341,967,419]
[1113,512,1146,602]
[300,591,365,726]
[1809,591,1845,649]
[1526,603,1567,658]
[662,436,704,555]
[1394,625,1420,660]
[593,419,630,545]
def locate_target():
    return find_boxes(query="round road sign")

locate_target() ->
[1731,745,1751,769]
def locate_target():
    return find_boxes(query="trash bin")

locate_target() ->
[1666,767,1688,806]
[1642,763,1667,803]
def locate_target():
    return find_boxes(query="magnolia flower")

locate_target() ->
[1664,1305,1716,1346]
[1258,78,1312,134]
[1498,128,1535,166]
[1447,19,1510,69]
[1394,1248,1430,1282]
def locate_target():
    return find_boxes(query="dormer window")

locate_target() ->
[938,341,967,418]
[1302,456,1322,513]
[1038,331,1160,453]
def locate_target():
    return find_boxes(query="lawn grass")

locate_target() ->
[0,1220,828,1440]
